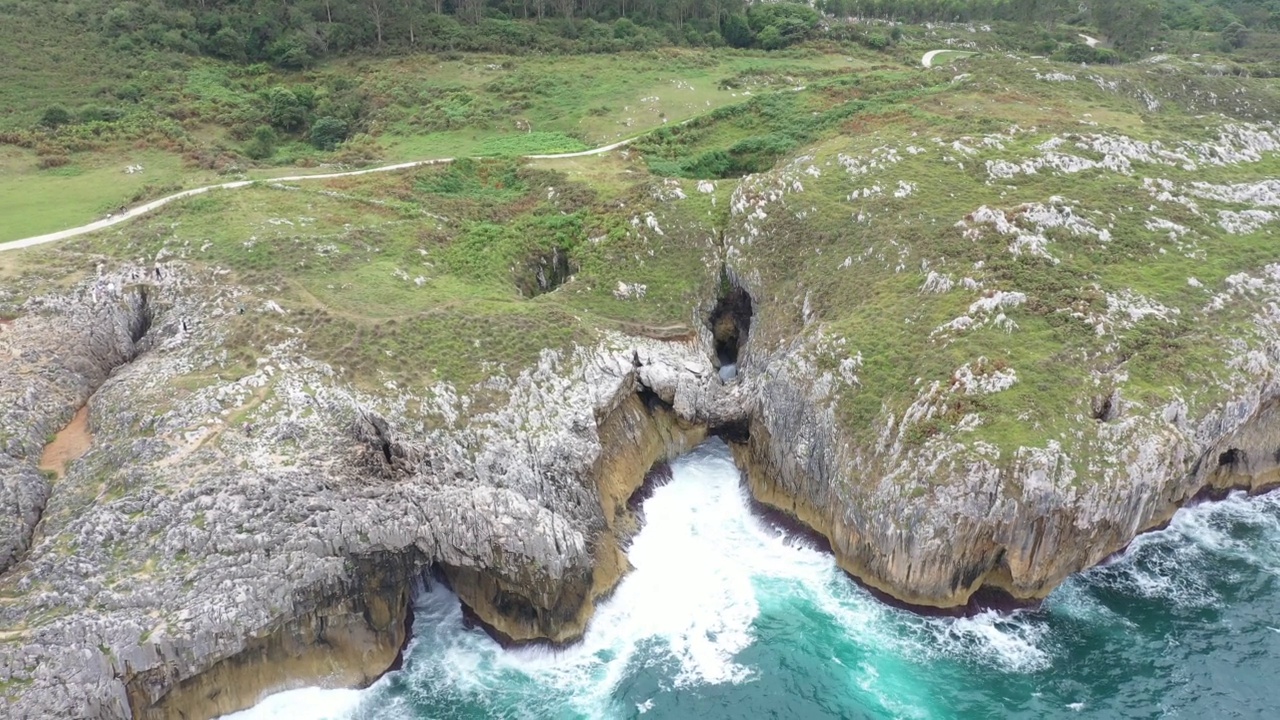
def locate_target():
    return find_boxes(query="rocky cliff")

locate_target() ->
[4,55,1280,720]
[0,263,750,719]
[721,117,1280,608]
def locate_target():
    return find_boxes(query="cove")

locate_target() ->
[226,439,1280,719]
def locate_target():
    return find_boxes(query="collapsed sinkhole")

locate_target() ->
[708,286,754,380]
[129,286,155,347]
[515,246,575,298]
[6,284,160,575]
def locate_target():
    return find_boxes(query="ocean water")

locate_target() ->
[228,439,1280,720]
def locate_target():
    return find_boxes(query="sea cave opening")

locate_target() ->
[708,286,753,382]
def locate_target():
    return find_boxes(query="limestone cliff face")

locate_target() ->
[735,335,1280,608]
[5,115,1280,719]
[436,391,708,646]
[6,248,1279,718]
[0,266,744,719]
[126,551,418,720]
[719,120,1280,609]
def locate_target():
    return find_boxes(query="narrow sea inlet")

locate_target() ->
[230,439,1280,719]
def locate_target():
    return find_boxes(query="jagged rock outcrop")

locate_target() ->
[0,272,158,572]
[0,265,748,719]
[734,328,1280,608]
[719,120,1280,609]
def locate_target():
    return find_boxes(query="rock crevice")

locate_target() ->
[0,278,164,574]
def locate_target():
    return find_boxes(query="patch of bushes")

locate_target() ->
[243,125,277,160]
[37,155,72,169]
[39,106,72,128]
[862,32,891,50]
[309,116,348,150]
[77,105,126,124]
[416,157,526,200]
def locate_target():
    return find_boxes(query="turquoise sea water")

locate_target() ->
[230,439,1280,720]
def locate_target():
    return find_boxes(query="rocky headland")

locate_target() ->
[4,56,1280,720]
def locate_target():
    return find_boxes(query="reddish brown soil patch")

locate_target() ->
[39,406,93,478]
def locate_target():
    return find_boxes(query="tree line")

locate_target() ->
[75,0,1280,64]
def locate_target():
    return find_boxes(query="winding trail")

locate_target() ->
[921,49,977,69]
[0,137,638,254]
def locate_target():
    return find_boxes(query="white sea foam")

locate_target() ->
[239,440,1280,719]
[718,362,738,381]
[506,441,764,693]
[232,441,779,719]
[1076,490,1280,610]
[920,610,1053,672]
[219,687,364,720]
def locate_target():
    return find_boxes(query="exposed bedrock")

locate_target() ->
[115,347,741,719]
[736,391,1280,608]
[0,264,754,720]
[125,551,422,720]
[729,268,1280,609]
[436,389,710,647]
[0,273,163,573]
[11,258,1280,719]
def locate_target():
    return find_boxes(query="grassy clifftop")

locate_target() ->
[726,53,1280,464]
[34,154,721,392]
[6,21,1280,465]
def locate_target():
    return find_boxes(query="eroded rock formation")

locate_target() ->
[5,113,1280,720]
[0,265,748,719]
[717,120,1280,610]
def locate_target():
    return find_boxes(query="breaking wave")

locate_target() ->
[228,444,1280,720]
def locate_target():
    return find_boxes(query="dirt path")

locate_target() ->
[0,138,640,254]
[921,49,977,69]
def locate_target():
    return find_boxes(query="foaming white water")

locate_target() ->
[718,363,738,381]
[225,440,785,719]
[1076,489,1280,609]
[226,439,1067,719]
[914,610,1053,673]
[572,439,760,688]
[219,687,364,720]
[370,440,774,717]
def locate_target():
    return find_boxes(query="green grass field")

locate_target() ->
[45,154,717,390]
[924,50,979,66]
[0,28,866,243]
[6,2,1280,468]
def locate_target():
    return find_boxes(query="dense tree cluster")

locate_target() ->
[86,0,824,63]
[1164,0,1280,31]
[56,0,1280,64]
[820,0,1277,30]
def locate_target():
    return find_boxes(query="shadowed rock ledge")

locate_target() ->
[125,551,419,720]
